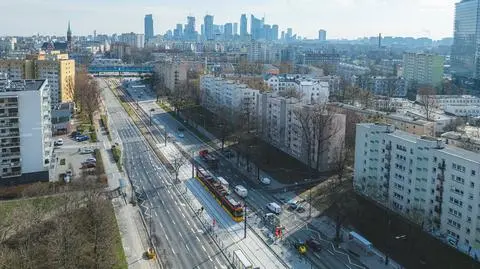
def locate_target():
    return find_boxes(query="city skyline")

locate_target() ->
[0,0,455,39]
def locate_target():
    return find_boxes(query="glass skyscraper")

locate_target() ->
[144,14,154,42]
[240,14,248,38]
[204,15,214,40]
[451,0,480,79]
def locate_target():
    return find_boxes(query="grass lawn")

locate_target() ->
[0,196,63,224]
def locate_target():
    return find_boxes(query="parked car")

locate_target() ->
[261,177,271,185]
[85,157,96,163]
[75,135,89,142]
[70,131,81,138]
[82,162,96,168]
[79,147,94,154]
[65,169,73,177]
[266,202,282,214]
[177,132,185,138]
[286,200,299,211]
[177,126,185,132]
[54,138,64,146]
[306,239,322,252]
[296,206,306,213]
[64,174,71,183]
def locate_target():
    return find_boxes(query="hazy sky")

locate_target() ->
[0,0,456,39]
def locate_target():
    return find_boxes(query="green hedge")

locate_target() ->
[94,149,105,175]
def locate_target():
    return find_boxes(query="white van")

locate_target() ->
[234,185,248,198]
[267,202,282,214]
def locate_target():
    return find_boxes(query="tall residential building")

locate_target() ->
[119,32,145,48]
[259,93,346,172]
[204,15,214,40]
[272,25,279,41]
[144,14,154,42]
[224,23,233,40]
[174,24,183,39]
[451,0,480,79]
[318,29,327,41]
[233,23,238,36]
[354,123,480,251]
[403,52,444,86]
[0,77,52,185]
[240,14,248,37]
[0,52,75,106]
[286,28,293,41]
[250,15,264,40]
[185,16,196,40]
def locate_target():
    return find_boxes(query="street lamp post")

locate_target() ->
[149,108,155,126]
[244,204,247,239]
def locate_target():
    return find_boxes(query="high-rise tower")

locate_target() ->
[144,14,154,42]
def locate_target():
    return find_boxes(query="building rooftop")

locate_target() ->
[440,146,480,164]
[0,79,47,93]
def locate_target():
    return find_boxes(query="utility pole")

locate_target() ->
[244,204,247,239]
[191,151,195,178]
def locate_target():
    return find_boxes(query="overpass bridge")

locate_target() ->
[88,65,154,77]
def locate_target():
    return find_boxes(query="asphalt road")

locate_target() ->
[121,79,355,269]
[100,78,229,269]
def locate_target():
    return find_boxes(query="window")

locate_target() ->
[471,182,475,189]
[472,170,476,176]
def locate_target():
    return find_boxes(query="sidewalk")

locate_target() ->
[96,100,159,269]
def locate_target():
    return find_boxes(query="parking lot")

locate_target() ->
[51,133,101,183]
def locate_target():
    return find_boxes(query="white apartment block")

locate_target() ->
[260,93,346,172]
[336,62,370,82]
[403,52,444,86]
[354,123,480,252]
[0,77,52,185]
[263,74,329,104]
[200,75,260,125]
[416,94,480,117]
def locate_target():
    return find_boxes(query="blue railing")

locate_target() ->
[87,65,154,73]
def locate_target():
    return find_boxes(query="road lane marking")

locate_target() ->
[185,244,190,252]
[178,231,184,239]
[171,247,176,255]
[154,211,158,217]
[165,234,169,241]
[328,249,334,255]
[190,228,194,233]
[166,209,170,214]
[196,236,201,243]
[181,213,186,218]
[201,245,207,253]
[172,219,176,225]
[186,220,191,226]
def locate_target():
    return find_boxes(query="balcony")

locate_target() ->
[385,153,391,160]
[0,152,21,158]
[386,144,391,150]
[0,132,19,138]
[436,185,444,192]
[435,196,443,203]
[0,142,20,147]
[0,123,19,128]
[434,206,442,214]
[437,174,445,182]
[383,182,389,188]
[384,163,391,170]
[438,162,446,170]
[1,161,20,168]
[2,171,22,178]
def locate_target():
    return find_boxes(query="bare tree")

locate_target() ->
[74,70,100,124]
[172,153,187,183]
[418,87,436,121]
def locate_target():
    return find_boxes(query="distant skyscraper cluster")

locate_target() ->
[160,13,322,42]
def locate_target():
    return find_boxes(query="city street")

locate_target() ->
[100,78,229,269]
[118,78,360,269]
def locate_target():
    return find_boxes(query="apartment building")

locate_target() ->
[403,52,444,86]
[259,93,346,172]
[200,75,260,125]
[155,60,195,93]
[354,123,480,252]
[0,51,75,105]
[263,74,330,104]
[336,62,370,82]
[330,103,436,137]
[416,94,480,117]
[0,77,52,185]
